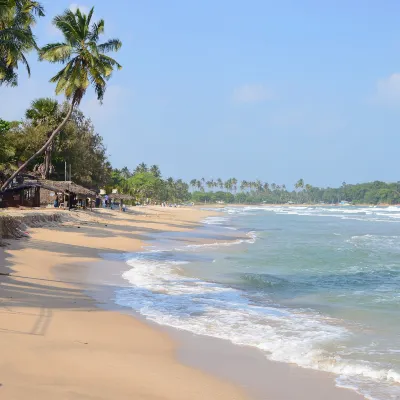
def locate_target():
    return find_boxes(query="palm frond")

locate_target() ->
[89,19,104,42]
[39,42,72,63]
[98,38,122,53]
[41,7,122,104]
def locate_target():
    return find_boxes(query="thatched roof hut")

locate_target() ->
[108,193,135,201]
[39,180,97,197]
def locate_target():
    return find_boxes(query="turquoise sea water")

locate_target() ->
[115,206,400,400]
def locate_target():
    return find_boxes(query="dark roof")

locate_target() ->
[107,193,135,200]
[3,179,97,197]
[39,180,97,197]
[2,181,61,194]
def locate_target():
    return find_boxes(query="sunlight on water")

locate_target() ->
[115,206,400,400]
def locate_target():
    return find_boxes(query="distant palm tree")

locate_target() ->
[0,0,44,86]
[217,178,223,190]
[305,183,313,203]
[224,179,233,193]
[190,179,197,190]
[231,177,238,193]
[120,166,132,179]
[295,179,304,191]
[295,179,305,203]
[1,6,122,190]
[196,180,203,192]
[150,164,161,178]
[135,162,148,174]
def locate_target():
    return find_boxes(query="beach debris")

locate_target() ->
[74,340,88,345]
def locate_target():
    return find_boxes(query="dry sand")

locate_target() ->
[0,206,247,400]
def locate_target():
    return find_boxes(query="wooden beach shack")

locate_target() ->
[39,180,97,209]
[0,178,97,209]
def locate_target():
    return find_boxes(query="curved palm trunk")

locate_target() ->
[0,102,74,191]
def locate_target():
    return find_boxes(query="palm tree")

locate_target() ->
[196,180,203,192]
[25,97,59,178]
[1,6,122,190]
[150,164,161,178]
[0,0,44,86]
[120,166,132,179]
[305,183,313,203]
[295,179,304,203]
[295,178,304,190]
[190,179,197,190]
[135,162,148,174]
[224,179,232,193]
[231,177,238,193]
[217,178,223,190]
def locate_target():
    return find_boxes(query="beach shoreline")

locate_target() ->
[0,206,366,400]
[0,206,250,400]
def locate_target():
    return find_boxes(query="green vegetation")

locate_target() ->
[108,164,191,205]
[1,5,122,190]
[190,179,400,205]
[0,0,44,86]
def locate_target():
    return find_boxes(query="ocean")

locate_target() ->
[114,206,400,400]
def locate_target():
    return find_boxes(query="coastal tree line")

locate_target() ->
[190,178,400,205]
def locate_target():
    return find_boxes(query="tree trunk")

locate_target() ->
[43,142,52,179]
[1,102,75,192]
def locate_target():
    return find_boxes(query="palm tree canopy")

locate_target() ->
[0,0,44,86]
[25,97,58,123]
[39,6,122,105]
[150,164,161,178]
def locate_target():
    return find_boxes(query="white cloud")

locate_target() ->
[371,73,400,107]
[69,3,90,14]
[233,84,272,104]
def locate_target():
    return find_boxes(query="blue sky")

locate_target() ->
[2,0,400,188]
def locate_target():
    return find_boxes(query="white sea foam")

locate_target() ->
[201,216,230,225]
[115,253,400,400]
[225,205,400,224]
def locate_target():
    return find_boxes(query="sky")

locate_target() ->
[2,0,400,188]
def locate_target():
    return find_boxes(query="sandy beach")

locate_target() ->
[0,206,369,400]
[0,206,249,400]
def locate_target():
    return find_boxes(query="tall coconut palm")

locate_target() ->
[0,0,44,85]
[1,6,122,191]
